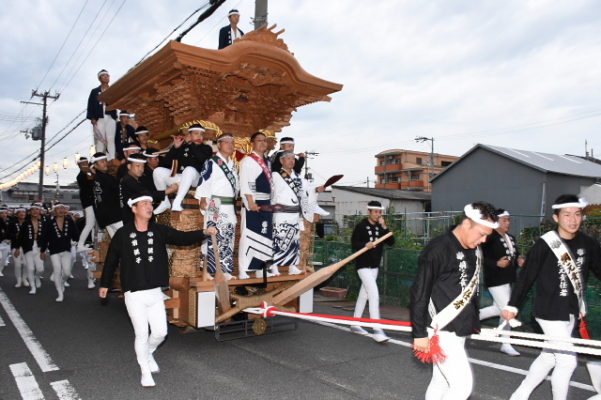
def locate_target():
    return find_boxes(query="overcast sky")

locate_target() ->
[2,0,601,189]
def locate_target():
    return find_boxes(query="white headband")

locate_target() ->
[97,70,109,78]
[280,140,294,145]
[142,152,158,158]
[552,198,588,210]
[228,10,240,16]
[497,211,510,218]
[464,204,499,229]
[123,145,141,151]
[52,203,66,210]
[135,130,149,135]
[77,158,88,164]
[217,134,234,142]
[367,205,385,210]
[127,195,153,208]
[188,127,205,133]
[91,155,107,164]
[31,204,44,210]
[127,157,147,164]
[15,208,26,212]
[119,113,130,117]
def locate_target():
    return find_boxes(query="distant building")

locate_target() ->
[0,181,81,210]
[374,149,458,192]
[329,186,431,227]
[431,144,601,219]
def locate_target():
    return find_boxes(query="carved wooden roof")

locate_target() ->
[99,25,343,140]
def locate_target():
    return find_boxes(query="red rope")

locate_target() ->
[261,303,412,326]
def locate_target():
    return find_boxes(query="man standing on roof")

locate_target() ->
[218,9,244,49]
[87,69,118,159]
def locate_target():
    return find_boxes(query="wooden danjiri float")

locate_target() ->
[94,25,349,338]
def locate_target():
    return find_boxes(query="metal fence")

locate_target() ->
[313,216,601,337]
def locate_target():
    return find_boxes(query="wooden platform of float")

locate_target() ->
[90,24,343,337]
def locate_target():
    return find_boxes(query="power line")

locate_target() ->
[34,0,91,92]
[0,110,85,179]
[48,0,111,92]
[59,0,128,95]
[133,1,212,68]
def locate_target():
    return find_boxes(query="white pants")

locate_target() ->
[0,242,10,274]
[510,315,577,400]
[124,288,168,374]
[77,206,96,248]
[172,167,200,208]
[480,283,511,321]
[13,249,25,285]
[587,361,601,400]
[24,243,44,288]
[105,221,123,238]
[425,331,473,400]
[153,167,180,191]
[50,251,72,297]
[93,116,117,160]
[353,268,380,320]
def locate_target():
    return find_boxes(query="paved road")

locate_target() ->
[0,259,597,400]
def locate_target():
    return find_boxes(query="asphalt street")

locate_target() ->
[0,258,597,400]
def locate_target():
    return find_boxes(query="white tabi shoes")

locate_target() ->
[170,203,184,212]
[288,266,303,275]
[148,354,160,374]
[141,372,156,388]
[350,326,370,336]
[238,271,250,280]
[153,198,171,215]
[372,329,390,343]
[500,343,520,356]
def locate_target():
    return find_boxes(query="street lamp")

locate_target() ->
[415,136,435,190]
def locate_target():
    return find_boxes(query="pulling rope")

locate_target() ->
[244,303,601,359]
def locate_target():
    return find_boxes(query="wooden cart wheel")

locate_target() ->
[252,318,268,335]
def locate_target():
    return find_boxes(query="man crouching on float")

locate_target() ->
[410,202,498,400]
[99,194,216,388]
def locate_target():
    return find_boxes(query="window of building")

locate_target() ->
[416,157,422,165]
[410,171,420,181]
[441,161,452,167]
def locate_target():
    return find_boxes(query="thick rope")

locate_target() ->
[245,303,601,357]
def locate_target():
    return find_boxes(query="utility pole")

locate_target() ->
[303,151,319,182]
[253,0,268,29]
[21,90,60,200]
[415,136,434,191]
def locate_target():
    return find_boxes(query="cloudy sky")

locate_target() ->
[2,0,601,189]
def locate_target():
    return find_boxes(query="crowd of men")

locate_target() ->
[0,202,95,302]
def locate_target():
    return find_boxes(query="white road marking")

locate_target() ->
[0,288,59,372]
[50,380,81,400]
[0,312,5,327]
[313,320,596,393]
[9,362,45,400]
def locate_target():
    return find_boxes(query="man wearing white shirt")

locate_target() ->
[218,9,244,49]
[195,133,238,280]
[238,132,275,279]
